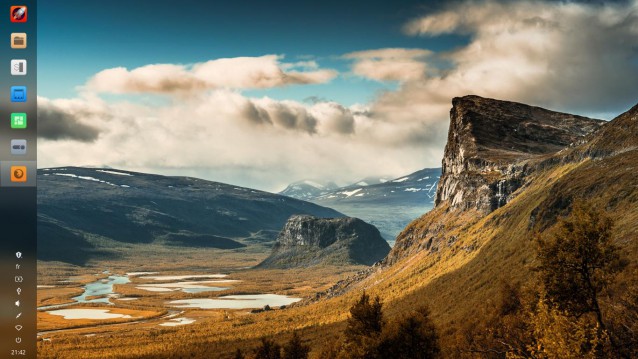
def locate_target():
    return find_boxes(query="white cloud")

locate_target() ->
[308,102,355,135]
[344,48,432,82]
[398,0,638,112]
[280,60,320,71]
[39,1,638,191]
[86,55,337,94]
[38,89,430,191]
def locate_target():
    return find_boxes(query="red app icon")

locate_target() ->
[10,6,27,22]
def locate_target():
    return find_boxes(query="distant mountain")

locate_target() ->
[279,180,339,200]
[280,170,440,206]
[281,169,441,243]
[37,167,343,265]
[258,215,390,268]
[313,168,440,206]
[347,176,392,187]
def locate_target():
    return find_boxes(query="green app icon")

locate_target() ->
[11,113,27,129]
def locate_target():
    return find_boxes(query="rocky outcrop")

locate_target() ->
[258,215,391,268]
[384,96,606,264]
[436,95,604,213]
[378,100,638,334]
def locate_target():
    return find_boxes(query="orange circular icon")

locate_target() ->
[10,166,27,182]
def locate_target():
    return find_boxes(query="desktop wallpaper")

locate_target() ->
[36,1,638,358]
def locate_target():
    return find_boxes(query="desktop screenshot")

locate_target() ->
[1,0,637,358]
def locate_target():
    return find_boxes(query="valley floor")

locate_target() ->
[36,244,366,359]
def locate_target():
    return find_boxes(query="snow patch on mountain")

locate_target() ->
[96,170,133,176]
[52,173,117,187]
[341,188,363,197]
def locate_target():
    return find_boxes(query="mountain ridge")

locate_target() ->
[37,167,344,265]
[279,180,339,200]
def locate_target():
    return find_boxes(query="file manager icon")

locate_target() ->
[11,33,27,49]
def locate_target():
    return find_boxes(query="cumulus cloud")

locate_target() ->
[39,1,638,190]
[397,0,638,112]
[280,60,320,71]
[38,97,103,142]
[252,98,318,132]
[86,55,337,94]
[38,91,426,191]
[344,48,432,82]
[309,102,355,135]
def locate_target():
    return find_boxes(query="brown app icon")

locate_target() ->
[11,33,27,49]
[11,166,27,182]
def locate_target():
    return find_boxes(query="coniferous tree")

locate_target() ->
[344,291,384,340]
[254,338,282,359]
[341,291,384,359]
[377,307,440,359]
[282,332,310,359]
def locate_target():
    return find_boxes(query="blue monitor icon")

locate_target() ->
[11,86,27,102]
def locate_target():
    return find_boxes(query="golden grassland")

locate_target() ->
[37,151,638,358]
[36,246,368,359]
[37,287,84,307]
[38,307,165,332]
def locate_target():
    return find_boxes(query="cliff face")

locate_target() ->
[363,99,638,336]
[436,95,604,213]
[258,215,390,268]
[386,96,605,264]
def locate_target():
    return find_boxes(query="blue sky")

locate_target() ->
[37,0,638,191]
[38,0,465,105]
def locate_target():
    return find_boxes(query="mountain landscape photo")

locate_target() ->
[37,1,638,358]
[280,168,440,243]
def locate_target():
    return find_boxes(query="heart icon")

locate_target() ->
[15,325,22,331]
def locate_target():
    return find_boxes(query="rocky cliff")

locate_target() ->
[295,97,638,347]
[436,95,604,213]
[386,96,606,263]
[258,215,390,268]
[365,99,638,337]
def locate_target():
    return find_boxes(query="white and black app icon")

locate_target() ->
[11,59,27,76]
